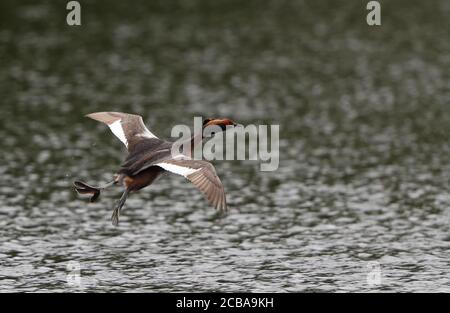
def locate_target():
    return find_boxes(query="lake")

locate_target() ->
[0,0,449,292]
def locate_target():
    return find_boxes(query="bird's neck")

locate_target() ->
[182,131,204,158]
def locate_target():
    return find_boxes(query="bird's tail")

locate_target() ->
[74,180,101,202]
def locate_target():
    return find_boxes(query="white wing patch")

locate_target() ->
[156,162,200,177]
[109,119,128,147]
[137,130,158,139]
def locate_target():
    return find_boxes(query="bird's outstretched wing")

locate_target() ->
[155,157,227,212]
[86,112,159,152]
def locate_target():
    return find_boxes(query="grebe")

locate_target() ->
[74,112,237,226]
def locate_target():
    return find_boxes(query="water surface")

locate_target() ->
[0,0,449,292]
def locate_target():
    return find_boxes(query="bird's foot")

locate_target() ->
[111,207,120,226]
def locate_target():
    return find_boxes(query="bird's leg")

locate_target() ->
[111,189,130,226]
[74,175,119,203]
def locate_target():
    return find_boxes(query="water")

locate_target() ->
[0,0,449,292]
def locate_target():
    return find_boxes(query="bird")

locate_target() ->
[74,112,237,226]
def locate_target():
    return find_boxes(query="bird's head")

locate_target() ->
[202,118,238,137]
[203,118,237,130]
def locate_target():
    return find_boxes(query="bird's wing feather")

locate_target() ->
[155,158,227,211]
[120,145,172,175]
[86,112,158,151]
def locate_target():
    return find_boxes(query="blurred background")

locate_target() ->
[0,0,449,292]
